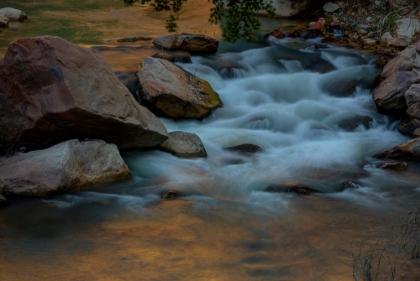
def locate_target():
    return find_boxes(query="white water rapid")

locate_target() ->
[1,36,419,281]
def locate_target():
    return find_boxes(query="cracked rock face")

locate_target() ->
[137,57,222,120]
[372,71,419,113]
[0,36,168,150]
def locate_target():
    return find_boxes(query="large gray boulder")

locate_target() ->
[0,139,131,197]
[372,71,419,113]
[158,131,207,158]
[137,57,222,120]
[0,7,27,21]
[0,36,168,150]
[153,33,218,54]
[396,18,420,38]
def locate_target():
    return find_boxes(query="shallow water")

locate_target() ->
[1,1,420,281]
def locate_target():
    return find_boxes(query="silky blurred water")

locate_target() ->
[1,1,420,281]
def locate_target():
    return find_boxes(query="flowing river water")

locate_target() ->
[1,1,420,281]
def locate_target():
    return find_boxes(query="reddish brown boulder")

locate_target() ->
[152,33,218,54]
[0,36,168,150]
[137,57,222,120]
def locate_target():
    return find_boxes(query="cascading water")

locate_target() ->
[1,29,420,281]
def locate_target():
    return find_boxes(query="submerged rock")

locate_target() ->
[0,139,131,197]
[337,115,373,131]
[153,33,218,54]
[0,7,27,21]
[374,138,420,161]
[225,144,262,156]
[0,36,168,150]
[341,180,360,190]
[265,183,320,195]
[378,162,409,171]
[160,189,182,200]
[158,131,207,158]
[137,57,222,119]
[372,71,418,113]
[323,77,360,97]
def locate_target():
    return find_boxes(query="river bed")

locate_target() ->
[0,1,420,280]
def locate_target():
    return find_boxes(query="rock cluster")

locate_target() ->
[0,33,221,201]
[0,36,168,151]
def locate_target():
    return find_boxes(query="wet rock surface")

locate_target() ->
[225,144,262,156]
[158,131,207,159]
[336,115,373,131]
[0,139,131,197]
[372,71,419,113]
[137,57,222,120]
[374,138,420,161]
[265,183,321,195]
[160,189,182,200]
[378,162,409,171]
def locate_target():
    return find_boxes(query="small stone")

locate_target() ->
[381,32,393,46]
[323,2,340,13]
[158,131,207,158]
[363,38,376,46]
[359,29,368,36]
[160,189,182,200]
[266,28,283,39]
[341,180,359,190]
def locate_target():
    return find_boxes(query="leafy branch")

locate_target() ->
[123,0,276,42]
